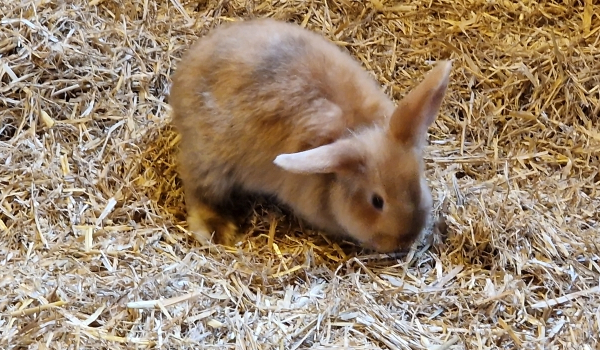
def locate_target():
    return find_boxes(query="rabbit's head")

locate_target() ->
[274,61,452,253]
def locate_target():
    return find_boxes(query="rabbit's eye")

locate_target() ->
[371,194,384,210]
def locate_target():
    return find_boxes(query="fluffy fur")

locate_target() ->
[169,18,451,253]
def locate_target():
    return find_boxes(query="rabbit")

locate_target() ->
[168,18,451,253]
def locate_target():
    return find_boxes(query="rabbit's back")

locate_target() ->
[169,18,394,196]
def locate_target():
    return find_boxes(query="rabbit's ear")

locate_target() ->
[274,139,363,174]
[389,61,452,147]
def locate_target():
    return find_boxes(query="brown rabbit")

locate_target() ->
[169,18,451,253]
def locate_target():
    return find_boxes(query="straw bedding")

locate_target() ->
[1,0,599,349]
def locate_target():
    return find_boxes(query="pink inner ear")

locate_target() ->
[390,61,452,146]
[273,139,362,174]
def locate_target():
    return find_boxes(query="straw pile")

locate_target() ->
[1,0,599,349]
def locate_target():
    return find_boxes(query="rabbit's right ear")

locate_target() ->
[273,139,363,174]
[389,61,452,147]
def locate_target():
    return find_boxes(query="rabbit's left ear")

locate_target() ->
[274,139,363,174]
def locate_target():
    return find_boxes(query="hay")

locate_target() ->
[1,0,599,348]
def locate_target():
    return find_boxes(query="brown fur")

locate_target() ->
[169,18,451,253]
